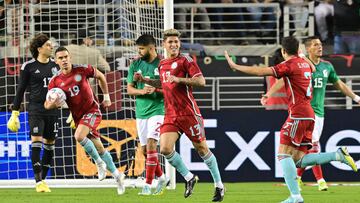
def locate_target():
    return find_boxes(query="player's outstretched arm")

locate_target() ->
[261,78,285,105]
[334,80,360,105]
[95,69,111,107]
[224,51,274,76]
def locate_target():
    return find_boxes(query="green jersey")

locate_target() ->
[127,57,164,119]
[311,60,340,117]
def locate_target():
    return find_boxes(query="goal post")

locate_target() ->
[0,0,175,189]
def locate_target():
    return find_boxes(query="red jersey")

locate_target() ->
[159,54,202,117]
[48,64,101,121]
[271,57,314,119]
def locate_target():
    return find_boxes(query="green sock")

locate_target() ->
[296,152,337,168]
[79,137,100,161]
[165,151,191,178]
[279,155,300,196]
[100,151,117,173]
[202,151,222,187]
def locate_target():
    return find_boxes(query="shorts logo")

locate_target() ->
[33,127,39,134]
[75,74,82,82]
[171,62,177,69]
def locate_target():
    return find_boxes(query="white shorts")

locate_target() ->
[312,115,324,143]
[136,115,164,146]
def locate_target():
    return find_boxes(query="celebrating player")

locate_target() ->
[44,46,125,195]
[262,36,360,192]
[127,34,167,195]
[7,33,58,193]
[224,36,358,203]
[134,29,225,202]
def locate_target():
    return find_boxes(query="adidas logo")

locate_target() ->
[35,69,40,73]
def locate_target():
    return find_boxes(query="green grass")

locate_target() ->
[1,182,359,203]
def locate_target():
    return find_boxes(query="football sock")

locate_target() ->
[79,137,101,162]
[31,141,42,183]
[145,150,158,185]
[165,151,193,181]
[201,151,223,188]
[312,165,324,181]
[279,154,300,195]
[296,152,337,168]
[155,156,163,178]
[41,143,55,180]
[99,150,117,174]
[297,167,305,177]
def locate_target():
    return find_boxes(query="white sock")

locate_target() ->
[159,174,166,181]
[184,172,194,182]
[95,158,104,165]
[215,182,224,189]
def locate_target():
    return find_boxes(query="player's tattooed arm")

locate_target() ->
[169,75,206,87]
[133,73,162,88]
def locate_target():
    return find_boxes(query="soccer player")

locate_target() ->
[44,47,125,195]
[262,36,360,191]
[7,33,58,193]
[127,34,167,195]
[133,29,225,202]
[224,36,358,203]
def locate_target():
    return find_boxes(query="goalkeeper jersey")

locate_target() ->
[311,60,340,117]
[127,56,164,119]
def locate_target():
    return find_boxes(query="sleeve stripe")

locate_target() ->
[192,73,202,78]
[183,54,193,62]
[270,67,278,78]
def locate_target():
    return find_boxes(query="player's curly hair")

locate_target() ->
[163,29,181,40]
[29,33,49,59]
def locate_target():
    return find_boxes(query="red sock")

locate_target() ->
[145,150,158,185]
[297,167,305,177]
[312,165,323,181]
[155,158,163,177]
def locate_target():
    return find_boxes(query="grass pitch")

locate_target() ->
[1,182,359,203]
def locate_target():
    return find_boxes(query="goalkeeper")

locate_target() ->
[7,33,59,193]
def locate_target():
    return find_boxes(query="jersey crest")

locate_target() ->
[75,74,82,82]
[171,62,178,69]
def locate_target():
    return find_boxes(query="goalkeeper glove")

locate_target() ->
[7,110,20,132]
[66,113,76,129]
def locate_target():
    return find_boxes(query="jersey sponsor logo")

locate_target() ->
[75,74,82,82]
[35,69,40,74]
[171,62,178,69]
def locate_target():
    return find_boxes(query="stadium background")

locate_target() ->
[0,0,359,192]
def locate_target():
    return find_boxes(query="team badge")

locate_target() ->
[171,62,177,69]
[323,70,328,78]
[51,67,58,75]
[154,68,159,75]
[60,82,65,87]
[75,74,82,82]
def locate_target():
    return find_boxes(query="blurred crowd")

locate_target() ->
[1,0,360,54]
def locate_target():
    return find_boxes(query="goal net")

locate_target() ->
[0,0,175,189]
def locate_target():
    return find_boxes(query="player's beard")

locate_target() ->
[141,52,150,61]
